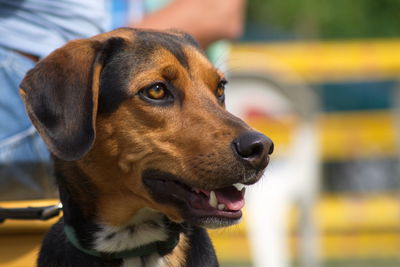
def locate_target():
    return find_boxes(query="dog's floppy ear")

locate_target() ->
[20,37,123,161]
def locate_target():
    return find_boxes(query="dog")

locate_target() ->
[19,28,273,267]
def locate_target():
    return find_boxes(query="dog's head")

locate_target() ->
[20,28,273,228]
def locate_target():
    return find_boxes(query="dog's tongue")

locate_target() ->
[215,187,244,211]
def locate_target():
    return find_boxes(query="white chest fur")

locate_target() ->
[93,208,169,266]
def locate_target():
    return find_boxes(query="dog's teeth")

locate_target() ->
[217,204,225,211]
[241,187,246,196]
[233,183,245,192]
[193,188,200,194]
[209,191,218,208]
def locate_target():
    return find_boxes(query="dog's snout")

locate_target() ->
[232,131,274,170]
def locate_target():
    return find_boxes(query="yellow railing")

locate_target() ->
[0,200,59,267]
[230,39,400,82]
[248,110,397,160]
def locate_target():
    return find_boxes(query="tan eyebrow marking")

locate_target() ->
[162,65,178,81]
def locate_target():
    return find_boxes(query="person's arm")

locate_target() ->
[132,0,246,48]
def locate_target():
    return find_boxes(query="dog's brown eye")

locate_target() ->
[138,83,174,105]
[216,80,227,102]
[146,84,166,100]
[216,86,225,98]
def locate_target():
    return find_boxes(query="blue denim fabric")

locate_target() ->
[0,46,55,200]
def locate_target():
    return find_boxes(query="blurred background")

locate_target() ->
[209,0,400,267]
[1,0,400,267]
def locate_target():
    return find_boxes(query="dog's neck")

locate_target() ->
[54,160,186,266]
[90,208,181,255]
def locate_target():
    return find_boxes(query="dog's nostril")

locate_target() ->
[268,142,274,155]
[232,131,273,170]
[234,140,263,158]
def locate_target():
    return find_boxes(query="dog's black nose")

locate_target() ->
[232,131,274,170]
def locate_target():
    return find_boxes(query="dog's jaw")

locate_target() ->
[141,169,265,229]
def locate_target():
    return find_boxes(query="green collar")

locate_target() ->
[64,225,180,259]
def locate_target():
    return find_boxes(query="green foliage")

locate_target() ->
[247,0,400,39]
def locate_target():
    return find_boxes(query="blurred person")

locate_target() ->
[0,0,109,200]
[134,0,245,48]
[0,0,245,200]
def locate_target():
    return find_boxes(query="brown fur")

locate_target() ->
[78,46,247,226]
[164,234,189,266]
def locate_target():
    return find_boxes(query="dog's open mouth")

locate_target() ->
[142,170,246,223]
[189,184,245,212]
